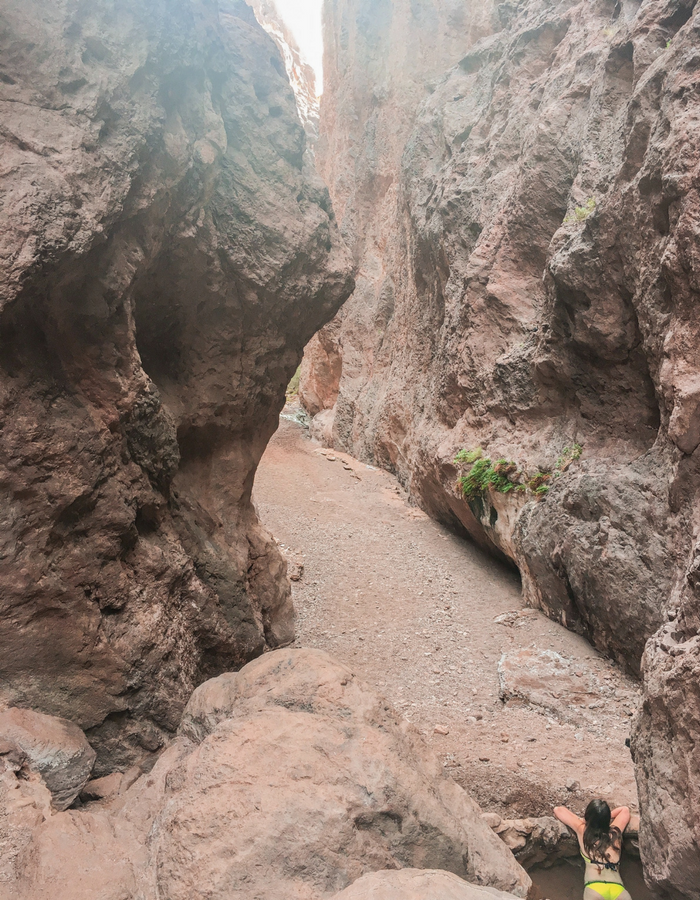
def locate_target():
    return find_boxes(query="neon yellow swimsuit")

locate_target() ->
[582,849,626,900]
[585,884,626,900]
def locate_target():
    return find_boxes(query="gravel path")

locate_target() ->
[254,411,640,819]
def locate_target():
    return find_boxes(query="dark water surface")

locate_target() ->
[530,856,657,900]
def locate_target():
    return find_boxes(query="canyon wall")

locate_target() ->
[304,0,700,896]
[0,0,353,773]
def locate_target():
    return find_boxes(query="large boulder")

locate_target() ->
[0,707,95,810]
[329,869,521,900]
[179,646,384,740]
[0,0,353,772]
[9,649,530,900]
[497,648,639,727]
[168,649,530,899]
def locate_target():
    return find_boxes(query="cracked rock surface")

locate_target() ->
[0,0,353,772]
[301,2,700,894]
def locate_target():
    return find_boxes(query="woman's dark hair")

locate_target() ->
[583,799,621,862]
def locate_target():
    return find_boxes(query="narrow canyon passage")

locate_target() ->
[2,0,698,896]
[254,410,640,821]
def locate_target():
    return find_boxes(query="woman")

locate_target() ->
[554,799,632,900]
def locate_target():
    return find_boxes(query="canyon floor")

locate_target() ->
[255,407,641,822]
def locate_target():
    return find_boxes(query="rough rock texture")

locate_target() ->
[483,813,640,869]
[329,868,520,900]
[0,762,52,895]
[5,649,530,900]
[0,707,95,810]
[172,649,529,899]
[0,0,352,772]
[303,3,700,893]
[632,545,700,900]
[308,0,700,671]
[249,0,320,139]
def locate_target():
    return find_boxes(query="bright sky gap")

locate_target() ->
[272,0,324,93]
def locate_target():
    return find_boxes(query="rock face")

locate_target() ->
[5,649,531,900]
[249,0,320,139]
[0,0,353,772]
[632,554,700,900]
[308,0,700,671]
[302,3,700,894]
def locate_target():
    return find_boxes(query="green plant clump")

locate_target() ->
[555,443,583,473]
[455,442,584,502]
[454,447,484,465]
[457,456,521,501]
[528,472,552,495]
[564,197,596,225]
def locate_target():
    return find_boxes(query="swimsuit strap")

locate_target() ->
[582,853,620,871]
[581,832,622,870]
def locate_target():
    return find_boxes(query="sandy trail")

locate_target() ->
[254,411,640,819]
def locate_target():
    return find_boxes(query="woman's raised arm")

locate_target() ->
[611,806,631,833]
[553,806,584,835]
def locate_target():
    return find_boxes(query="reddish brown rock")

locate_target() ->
[300,316,344,417]
[8,649,530,900]
[484,813,641,870]
[0,707,95,811]
[0,0,353,772]
[632,545,700,900]
[249,0,320,140]
[0,767,52,898]
[306,0,700,670]
[497,649,639,727]
[302,2,700,892]
[175,649,529,898]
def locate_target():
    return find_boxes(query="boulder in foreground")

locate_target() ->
[329,868,522,900]
[8,649,530,900]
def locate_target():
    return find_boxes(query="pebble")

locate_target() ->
[434,725,449,735]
